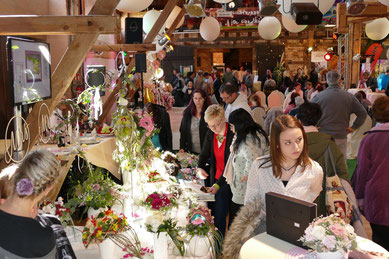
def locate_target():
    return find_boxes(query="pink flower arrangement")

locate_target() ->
[144,193,176,211]
[299,214,358,253]
[138,112,155,136]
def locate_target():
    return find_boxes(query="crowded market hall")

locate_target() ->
[0,0,389,258]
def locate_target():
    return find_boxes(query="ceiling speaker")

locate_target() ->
[291,3,323,25]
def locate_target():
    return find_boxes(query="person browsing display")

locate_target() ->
[197,104,234,237]
[244,115,323,217]
[225,108,269,224]
[0,150,60,258]
[179,89,211,154]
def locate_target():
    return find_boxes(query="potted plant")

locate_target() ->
[299,214,358,259]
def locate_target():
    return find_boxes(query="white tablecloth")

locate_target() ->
[240,233,389,259]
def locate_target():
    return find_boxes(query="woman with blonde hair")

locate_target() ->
[197,104,234,237]
[0,150,60,258]
[244,115,323,212]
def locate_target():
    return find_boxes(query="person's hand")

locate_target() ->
[197,168,208,179]
[207,185,218,194]
[347,127,355,134]
[240,176,248,182]
[179,149,185,153]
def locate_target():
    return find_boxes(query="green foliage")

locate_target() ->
[67,167,122,211]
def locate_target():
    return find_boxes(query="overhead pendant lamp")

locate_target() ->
[346,0,367,15]
[258,0,279,16]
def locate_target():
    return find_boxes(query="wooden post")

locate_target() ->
[348,22,362,86]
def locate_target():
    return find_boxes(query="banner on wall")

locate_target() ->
[311,51,328,62]
[175,7,261,33]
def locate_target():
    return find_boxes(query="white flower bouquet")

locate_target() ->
[299,214,358,253]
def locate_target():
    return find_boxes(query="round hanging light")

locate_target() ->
[116,0,154,13]
[199,17,220,42]
[281,15,307,33]
[258,16,281,40]
[365,18,389,41]
[166,6,185,29]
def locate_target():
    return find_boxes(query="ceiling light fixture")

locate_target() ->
[346,0,367,15]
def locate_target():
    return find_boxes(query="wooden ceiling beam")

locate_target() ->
[0,16,119,35]
[166,7,186,37]
[144,0,178,44]
[91,44,156,52]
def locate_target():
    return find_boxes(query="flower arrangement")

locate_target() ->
[185,205,222,258]
[67,167,122,211]
[299,214,358,253]
[151,85,175,110]
[146,170,166,183]
[112,102,160,173]
[176,152,199,169]
[143,192,177,211]
[39,197,73,227]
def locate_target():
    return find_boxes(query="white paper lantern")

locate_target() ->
[365,18,389,41]
[378,0,389,5]
[143,10,164,35]
[258,16,281,40]
[166,6,185,29]
[279,0,335,19]
[281,15,307,33]
[200,17,220,42]
[213,0,233,3]
[116,0,153,13]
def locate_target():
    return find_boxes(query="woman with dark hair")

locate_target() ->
[213,72,223,104]
[226,109,269,222]
[145,103,172,151]
[284,92,300,114]
[244,115,323,214]
[352,96,389,250]
[179,89,211,154]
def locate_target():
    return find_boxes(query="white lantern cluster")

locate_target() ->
[365,18,389,41]
[378,0,389,6]
[117,0,153,13]
[199,17,220,42]
[258,16,281,40]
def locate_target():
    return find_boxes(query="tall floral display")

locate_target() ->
[110,83,221,257]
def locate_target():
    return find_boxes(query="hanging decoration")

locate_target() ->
[116,0,153,13]
[258,16,281,40]
[365,17,389,41]
[281,15,307,33]
[143,10,165,35]
[199,16,220,42]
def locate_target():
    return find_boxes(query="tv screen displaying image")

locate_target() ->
[7,37,52,106]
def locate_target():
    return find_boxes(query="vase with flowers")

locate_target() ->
[185,205,222,257]
[82,209,147,259]
[67,167,123,218]
[299,214,358,259]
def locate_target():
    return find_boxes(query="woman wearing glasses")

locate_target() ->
[179,89,211,154]
[244,115,323,214]
[197,104,234,237]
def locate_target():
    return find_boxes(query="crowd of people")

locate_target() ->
[175,67,388,251]
[0,64,388,258]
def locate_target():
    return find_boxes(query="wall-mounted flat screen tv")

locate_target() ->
[7,37,52,106]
